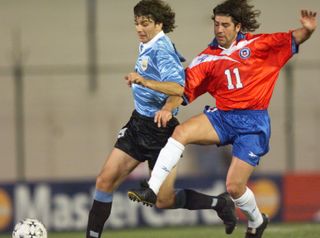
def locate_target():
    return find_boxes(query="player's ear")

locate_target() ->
[156,22,163,31]
[235,23,241,33]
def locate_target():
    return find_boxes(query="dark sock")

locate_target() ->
[86,200,112,238]
[175,189,226,211]
[173,189,187,208]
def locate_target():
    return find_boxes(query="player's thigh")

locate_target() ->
[96,148,140,191]
[156,167,178,208]
[226,156,255,198]
[172,113,220,145]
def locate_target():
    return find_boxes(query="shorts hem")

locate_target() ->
[114,144,143,163]
[233,152,259,167]
[203,112,225,145]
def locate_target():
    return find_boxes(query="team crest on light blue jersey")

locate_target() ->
[141,57,149,71]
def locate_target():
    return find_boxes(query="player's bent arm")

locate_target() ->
[292,10,317,45]
[162,95,183,111]
[144,79,184,96]
[154,96,183,128]
[125,72,184,96]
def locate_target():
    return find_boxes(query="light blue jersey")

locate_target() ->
[132,31,185,117]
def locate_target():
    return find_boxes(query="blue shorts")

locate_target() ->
[204,106,271,166]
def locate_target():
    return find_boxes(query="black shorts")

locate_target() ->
[114,110,179,170]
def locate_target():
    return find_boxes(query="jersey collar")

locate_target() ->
[139,31,165,53]
[209,32,246,49]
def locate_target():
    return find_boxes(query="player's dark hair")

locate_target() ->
[212,0,260,32]
[134,0,176,33]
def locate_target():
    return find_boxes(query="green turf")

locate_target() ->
[3,223,320,238]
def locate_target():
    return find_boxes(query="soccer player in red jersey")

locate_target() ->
[128,0,317,237]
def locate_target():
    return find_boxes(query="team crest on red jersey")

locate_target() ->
[239,47,251,59]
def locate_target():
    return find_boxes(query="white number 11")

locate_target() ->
[224,68,243,90]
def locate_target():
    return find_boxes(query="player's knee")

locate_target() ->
[172,124,188,142]
[226,181,246,198]
[95,174,116,192]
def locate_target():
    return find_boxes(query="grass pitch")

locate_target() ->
[3,223,320,238]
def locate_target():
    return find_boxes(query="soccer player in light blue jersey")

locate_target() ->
[86,1,236,237]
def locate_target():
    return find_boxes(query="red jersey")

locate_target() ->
[184,32,298,110]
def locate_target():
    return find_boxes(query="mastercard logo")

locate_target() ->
[0,189,12,230]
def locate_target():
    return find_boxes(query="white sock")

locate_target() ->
[233,187,263,228]
[148,137,184,194]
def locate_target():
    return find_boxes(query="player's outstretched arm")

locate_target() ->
[293,10,317,45]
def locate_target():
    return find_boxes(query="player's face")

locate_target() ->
[214,15,241,48]
[135,16,163,43]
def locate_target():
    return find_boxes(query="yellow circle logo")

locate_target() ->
[0,189,12,230]
[251,179,280,218]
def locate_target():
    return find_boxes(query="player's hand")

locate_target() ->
[300,10,317,33]
[154,109,173,128]
[124,72,146,87]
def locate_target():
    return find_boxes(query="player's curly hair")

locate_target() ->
[212,0,260,32]
[134,0,176,33]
